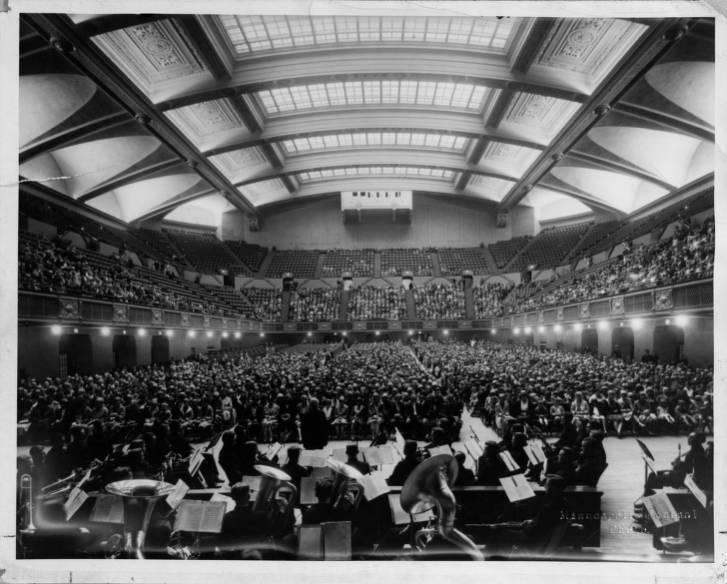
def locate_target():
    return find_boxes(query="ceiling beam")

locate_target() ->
[534,181,627,218]
[130,188,217,225]
[612,102,715,142]
[498,18,697,212]
[564,151,676,192]
[511,18,555,74]
[75,14,169,38]
[20,111,131,163]
[22,13,258,217]
[175,16,230,82]
[76,158,186,202]
[203,113,547,157]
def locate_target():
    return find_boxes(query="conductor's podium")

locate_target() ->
[388,484,603,548]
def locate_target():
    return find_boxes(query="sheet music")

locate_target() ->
[499,450,520,472]
[89,494,124,524]
[165,479,190,511]
[428,445,452,457]
[499,474,535,502]
[210,492,236,512]
[642,492,680,528]
[523,445,540,466]
[331,448,347,463]
[465,439,483,459]
[266,442,283,460]
[188,448,204,475]
[63,486,89,521]
[299,449,329,467]
[300,476,319,505]
[394,428,406,454]
[684,474,708,508]
[360,471,390,501]
[173,500,226,534]
[530,441,547,465]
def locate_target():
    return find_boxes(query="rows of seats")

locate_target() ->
[289,287,340,322]
[165,231,241,275]
[224,240,268,272]
[488,236,530,269]
[348,285,407,320]
[266,250,320,278]
[133,229,188,268]
[413,281,465,319]
[242,287,282,321]
[473,281,511,318]
[320,249,375,277]
[566,221,620,261]
[380,248,433,276]
[438,248,490,276]
[510,223,591,271]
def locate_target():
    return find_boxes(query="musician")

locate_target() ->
[218,431,242,485]
[387,440,420,486]
[547,447,577,485]
[643,431,707,496]
[574,438,606,487]
[219,483,273,558]
[453,451,475,486]
[281,446,311,504]
[301,478,341,524]
[44,432,70,482]
[300,398,329,450]
[510,432,530,472]
[345,444,371,475]
[478,474,569,551]
[477,441,507,486]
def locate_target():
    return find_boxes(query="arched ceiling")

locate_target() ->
[19,12,714,227]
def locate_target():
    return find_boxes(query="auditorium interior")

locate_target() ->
[14,12,716,563]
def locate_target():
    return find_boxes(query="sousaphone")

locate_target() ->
[400,454,483,561]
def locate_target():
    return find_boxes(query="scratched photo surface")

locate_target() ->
[2,2,723,583]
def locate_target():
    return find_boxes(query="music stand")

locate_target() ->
[636,439,656,487]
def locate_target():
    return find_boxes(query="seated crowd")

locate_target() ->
[244,287,282,321]
[19,236,231,316]
[510,217,714,312]
[347,286,407,320]
[289,287,340,322]
[472,280,511,318]
[413,281,465,320]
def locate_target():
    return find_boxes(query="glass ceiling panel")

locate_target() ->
[279,131,470,155]
[296,165,455,182]
[219,16,518,57]
[255,80,490,115]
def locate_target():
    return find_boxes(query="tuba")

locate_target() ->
[326,459,365,512]
[252,465,297,514]
[105,479,176,559]
[400,454,483,561]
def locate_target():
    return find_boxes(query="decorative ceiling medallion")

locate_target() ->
[167,98,244,138]
[501,92,580,137]
[534,19,646,82]
[482,141,521,160]
[93,19,207,94]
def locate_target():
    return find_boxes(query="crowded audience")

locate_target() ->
[413,281,465,320]
[289,287,341,322]
[347,285,407,320]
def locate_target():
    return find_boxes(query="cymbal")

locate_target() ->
[400,454,457,514]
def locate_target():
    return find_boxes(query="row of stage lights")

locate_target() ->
[49,315,692,339]
[501,314,690,336]
[49,325,259,339]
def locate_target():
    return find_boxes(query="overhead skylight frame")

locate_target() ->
[255,79,491,115]
[295,165,456,182]
[279,131,469,155]
[217,15,519,58]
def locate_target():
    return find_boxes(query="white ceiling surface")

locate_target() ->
[19,16,715,228]
[87,173,202,222]
[19,74,96,147]
[644,61,715,126]
[522,187,592,222]
[550,166,668,214]
[164,193,235,227]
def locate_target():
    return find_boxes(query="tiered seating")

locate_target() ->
[206,286,256,317]
[166,231,241,274]
[510,223,591,271]
[413,281,465,319]
[265,250,320,278]
[224,240,268,272]
[348,285,406,320]
[472,282,511,318]
[321,249,375,277]
[133,228,187,266]
[243,287,283,321]
[566,220,619,261]
[18,231,239,316]
[380,248,433,276]
[488,236,530,269]
[438,248,490,276]
[289,287,341,322]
